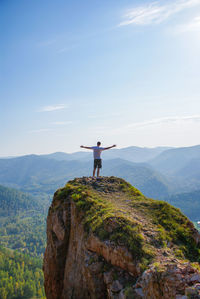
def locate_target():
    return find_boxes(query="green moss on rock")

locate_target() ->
[54,177,200,268]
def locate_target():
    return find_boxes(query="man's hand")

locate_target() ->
[80,145,84,148]
[113,145,117,148]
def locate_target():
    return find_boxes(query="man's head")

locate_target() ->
[97,141,101,146]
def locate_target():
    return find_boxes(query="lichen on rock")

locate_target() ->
[43,177,200,299]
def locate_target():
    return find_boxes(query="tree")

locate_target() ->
[0,287,8,299]
[23,283,35,298]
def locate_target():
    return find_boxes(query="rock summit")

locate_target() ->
[43,177,200,299]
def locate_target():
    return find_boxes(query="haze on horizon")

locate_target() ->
[1,0,200,157]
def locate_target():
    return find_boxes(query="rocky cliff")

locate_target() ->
[43,177,200,299]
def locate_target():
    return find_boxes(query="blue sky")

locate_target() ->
[1,0,200,156]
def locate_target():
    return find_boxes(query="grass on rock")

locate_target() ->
[53,177,200,269]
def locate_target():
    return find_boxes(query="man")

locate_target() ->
[80,142,116,178]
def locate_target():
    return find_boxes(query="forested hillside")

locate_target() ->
[0,185,41,216]
[0,213,46,256]
[0,186,47,298]
[0,185,48,256]
[164,190,200,221]
[0,246,45,299]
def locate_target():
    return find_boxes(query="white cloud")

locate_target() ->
[29,129,51,133]
[107,115,200,136]
[88,113,121,119]
[119,0,200,26]
[52,121,73,125]
[126,115,200,129]
[175,15,200,32]
[40,104,67,112]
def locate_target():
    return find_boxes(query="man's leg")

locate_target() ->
[97,167,100,178]
[93,167,97,177]
[97,159,102,178]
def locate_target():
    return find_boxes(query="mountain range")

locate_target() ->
[0,154,171,198]
[149,145,200,176]
[0,144,200,220]
[42,146,171,163]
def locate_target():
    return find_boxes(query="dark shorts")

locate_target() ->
[94,159,102,169]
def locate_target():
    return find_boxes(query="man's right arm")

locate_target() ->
[80,145,93,150]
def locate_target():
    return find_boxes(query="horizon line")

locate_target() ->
[1,143,200,158]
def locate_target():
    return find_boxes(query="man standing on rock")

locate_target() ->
[80,142,116,178]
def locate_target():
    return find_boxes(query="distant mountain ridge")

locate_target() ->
[0,144,200,221]
[176,158,200,180]
[0,144,200,197]
[42,146,172,163]
[0,155,171,199]
[149,145,200,176]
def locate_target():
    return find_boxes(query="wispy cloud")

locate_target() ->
[88,113,121,119]
[40,104,67,112]
[29,121,73,133]
[29,129,52,133]
[108,115,200,136]
[175,15,200,32]
[126,115,200,129]
[51,121,73,125]
[119,0,200,26]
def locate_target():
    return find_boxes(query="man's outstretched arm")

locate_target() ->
[103,145,117,150]
[80,145,93,150]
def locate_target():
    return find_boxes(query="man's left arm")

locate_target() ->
[103,145,116,150]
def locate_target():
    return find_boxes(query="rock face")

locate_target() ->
[43,177,200,299]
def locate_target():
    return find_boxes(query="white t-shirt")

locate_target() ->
[91,146,105,159]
